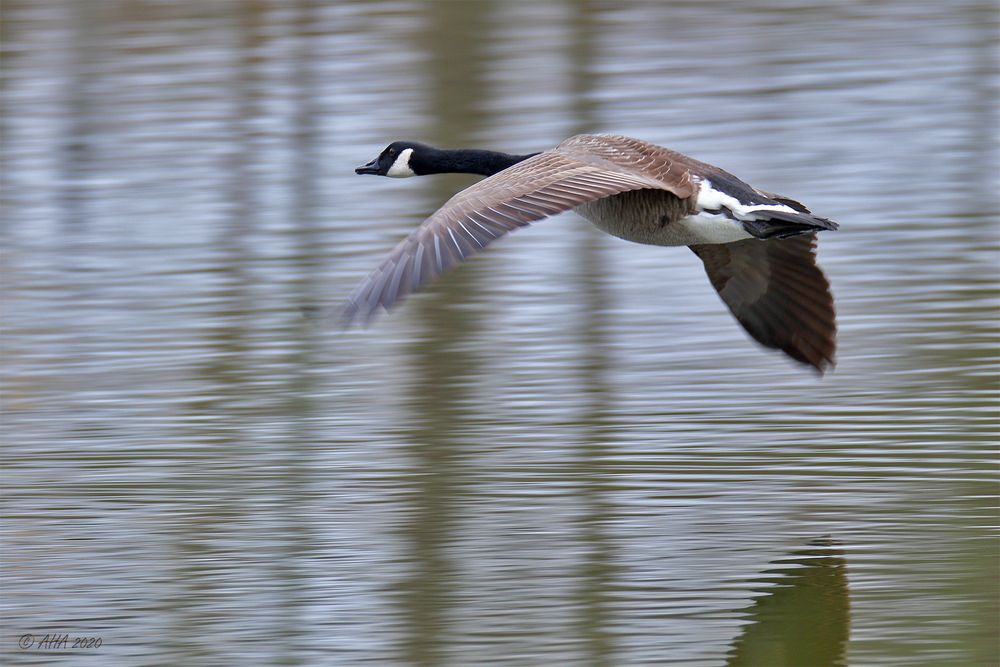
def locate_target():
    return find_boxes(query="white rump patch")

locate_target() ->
[695,179,797,219]
[676,212,754,243]
[386,148,416,178]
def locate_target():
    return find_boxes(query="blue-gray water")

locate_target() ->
[2,1,997,665]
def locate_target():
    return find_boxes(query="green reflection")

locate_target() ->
[567,1,616,665]
[727,538,850,667]
[396,2,494,666]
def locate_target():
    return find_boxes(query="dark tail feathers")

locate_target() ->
[743,210,839,240]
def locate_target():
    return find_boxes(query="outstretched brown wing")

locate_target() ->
[338,147,695,326]
[690,234,836,373]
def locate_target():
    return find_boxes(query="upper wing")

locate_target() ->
[689,234,836,373]
[337,147,693,326]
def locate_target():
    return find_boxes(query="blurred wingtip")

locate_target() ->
[798,343,836,376]
[299,302,351,331]
[812,357,836,376]
[299,298,378,332]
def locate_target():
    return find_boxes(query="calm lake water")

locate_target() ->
[2,1,998,665]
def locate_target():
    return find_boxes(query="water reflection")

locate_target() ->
[393,3,495,664]
[568,5,615,665]
[727,538,850,667]
[2,1,997,665]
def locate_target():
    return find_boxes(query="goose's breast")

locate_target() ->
[573,189,753,247]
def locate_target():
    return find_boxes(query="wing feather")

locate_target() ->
[337,144,692,326]
[690,234,836,372]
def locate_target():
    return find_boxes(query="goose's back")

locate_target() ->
[555,134,703,191]
[558,135,753,246]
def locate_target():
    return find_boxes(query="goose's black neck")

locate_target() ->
[415,148,538,177]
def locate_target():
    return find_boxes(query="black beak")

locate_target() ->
[355,159,380,175]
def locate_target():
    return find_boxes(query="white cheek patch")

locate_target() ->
[386,148,416,178]
[695,179,797,219]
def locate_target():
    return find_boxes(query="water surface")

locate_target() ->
[2,1,998,665]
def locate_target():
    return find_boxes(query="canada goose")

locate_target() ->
[344,134,838,372]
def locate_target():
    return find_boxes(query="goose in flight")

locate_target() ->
[342,134,838,372]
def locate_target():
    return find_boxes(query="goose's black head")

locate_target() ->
[355,141,430,178]
[356,141,539,178]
